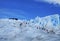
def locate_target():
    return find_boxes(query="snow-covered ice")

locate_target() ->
[0,14,60,41]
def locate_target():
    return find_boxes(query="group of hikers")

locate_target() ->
[9,18,55,34]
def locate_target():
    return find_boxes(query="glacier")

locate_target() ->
[0,14,60,41]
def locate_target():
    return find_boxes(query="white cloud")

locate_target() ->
[35,0,60,5]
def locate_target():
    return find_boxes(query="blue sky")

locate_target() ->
[0,0,60,19]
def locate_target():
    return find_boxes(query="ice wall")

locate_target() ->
[0,14,60,41]
[35,14,60,31]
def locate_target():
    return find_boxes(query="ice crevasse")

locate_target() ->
[0,14,60,41]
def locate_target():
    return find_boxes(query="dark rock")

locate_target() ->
[9,18,18,20]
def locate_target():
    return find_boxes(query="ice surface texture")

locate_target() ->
[0,14,60,41]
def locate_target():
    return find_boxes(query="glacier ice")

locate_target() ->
[0,14,60,41]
